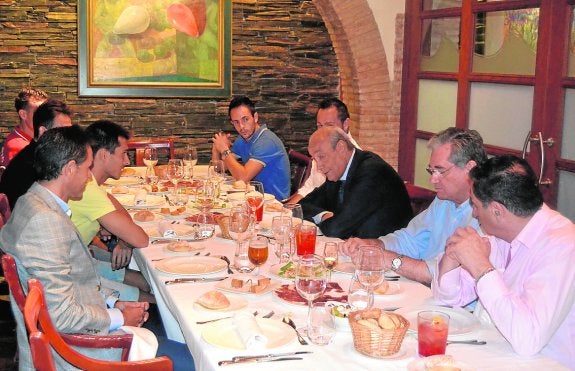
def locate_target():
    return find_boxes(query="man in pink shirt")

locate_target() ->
[434,155,575,369]
[1,87,48,166]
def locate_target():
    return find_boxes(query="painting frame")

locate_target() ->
[78,0,231,98]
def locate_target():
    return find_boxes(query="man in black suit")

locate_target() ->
[300,126,413,239]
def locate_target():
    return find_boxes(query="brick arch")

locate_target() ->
[312,0,400,167]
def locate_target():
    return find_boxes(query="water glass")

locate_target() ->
[418,311,450,357]
[308,303,336,345]
[347,271,373,310]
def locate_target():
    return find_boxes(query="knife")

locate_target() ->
[231,351,312,362]
[218,357,303,366]
[164,277,227,285]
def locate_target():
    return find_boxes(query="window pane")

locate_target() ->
[414,138,433,189]
[558,170,575,223]
[569,7,575,77]
[562,89,575,160]
[473,9,538,75]
[420,17,460,72]
[423,0,461,11]
[417,80,458,132]
[469,82,533,150]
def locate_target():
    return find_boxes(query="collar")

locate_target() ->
[339,149,356,181]
[43,186,72,217]
[247,124,268,144]
[14,127,33,142]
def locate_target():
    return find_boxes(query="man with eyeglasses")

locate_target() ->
[211,95,290,200]
[341,127,487,284]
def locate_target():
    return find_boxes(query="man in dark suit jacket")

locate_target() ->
[300,126,413,239]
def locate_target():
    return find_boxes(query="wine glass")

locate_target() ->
[245,181,265,228]
[248,235,268,276]
[166,159,183,191]
[272,215,292,263]
[355,245,385,308]
[229,203,253,273]
[283,203,303,258]
[196,179,217,224]
[143,146,158,180]
[295,254,327,337]
[182,145,198,181]
[208,159,226,182]
[323,242,338,282]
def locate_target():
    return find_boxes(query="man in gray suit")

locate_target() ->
[0,126,149,370]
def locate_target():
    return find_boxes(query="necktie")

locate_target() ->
[337,180,345,207]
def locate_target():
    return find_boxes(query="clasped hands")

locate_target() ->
[442,227,493,279]
[211,131,232,155]
[115,301,149,327]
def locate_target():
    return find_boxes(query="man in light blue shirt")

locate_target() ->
[342,127,487,284]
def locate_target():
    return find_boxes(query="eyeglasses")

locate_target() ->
[425,165,455,177]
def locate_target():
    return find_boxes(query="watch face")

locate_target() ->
[392,257,401,270]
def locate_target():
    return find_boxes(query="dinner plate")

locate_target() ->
[154,256,227,276]
[407,355,476,371]
[194,296,248,313]
[116,194,165,209]
[215,275,280,296]
[227,192,275,203]
[104,176,143,186]
[396,305,480,336]
[273,282,347,306]
[201,318,295,350]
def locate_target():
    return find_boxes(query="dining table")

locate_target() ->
[118,166,568,370]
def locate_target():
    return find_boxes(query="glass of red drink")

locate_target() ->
[296,224,317,255]
[417,311,450,357]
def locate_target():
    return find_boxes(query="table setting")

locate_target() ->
[118,164,567,370]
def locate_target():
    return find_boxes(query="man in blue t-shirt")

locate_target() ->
[211,96,290,200]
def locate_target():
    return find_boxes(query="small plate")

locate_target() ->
[104,176,143,186]
[373,281,402,297]
[396,305,480,336]
[163,241,206,253]
[130,211,164,224]
[143,224,198,239]
[407,355,476,371]
[194,295,248,313]
[154,256,227,276]
[215,275,280,296]
[201,318,295,350]
[116,194,165,209]
[333,262,354,274]
[268,263,296,280]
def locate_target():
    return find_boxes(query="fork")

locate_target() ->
[282,317,308,345]
[262,311,274,318]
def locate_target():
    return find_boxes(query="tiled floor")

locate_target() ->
[0,278,18,370]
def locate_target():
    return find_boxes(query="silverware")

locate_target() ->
[196,311,258,324]
[282,317,308,345]
[164,277,227,285]
[385,277,400,281]
[447,339,486,345]
[217,255,234,274]
[262,311,274,318]
[231,351,312,362]
[218,356,303,366]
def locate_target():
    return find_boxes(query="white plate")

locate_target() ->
[273,282,347,306]
[408,355,476,371]
[268,263,295,280]
[142,224,198,238]
[154,256,227,276]
[215,275,280,296]
[227,192,275,203]
[194,296,248,313]
[373,281,402,297]
[130,211,164,224]
[163,241,206,253]
[395,305,480,336]
[104,176,143,186]
[116,194,165,209]
[333,261,354,274]
[202,318,295,350]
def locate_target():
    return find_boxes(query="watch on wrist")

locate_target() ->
[391,255,403,271]
[221,149,231,159]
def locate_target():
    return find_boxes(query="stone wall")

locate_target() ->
[0,0,339,162]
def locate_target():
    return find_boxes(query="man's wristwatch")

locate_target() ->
[221,149,231,159]
[391,254,404,271]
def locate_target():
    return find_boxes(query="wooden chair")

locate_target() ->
[24,279,172,371]
[404,182,436,216]
[127,138,175,166]
[1,254,132,361]
[288,149,312,196]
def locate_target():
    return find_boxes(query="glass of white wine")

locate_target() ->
[323,242,338,282]
[183,145,198,180]
[143,146,158,182]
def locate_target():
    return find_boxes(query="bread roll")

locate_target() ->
[196,291,230,310]
[377,313,396,330]
[133,210,155,222]
[233,180,246,189]
[374,280,389,295]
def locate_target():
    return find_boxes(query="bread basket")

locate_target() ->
[348,309,409,358]
[214,214,232,239]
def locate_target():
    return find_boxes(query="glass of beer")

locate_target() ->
[248,235,268,275]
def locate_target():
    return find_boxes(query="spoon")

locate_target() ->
[282,317,308,345]
[447,339,486,345]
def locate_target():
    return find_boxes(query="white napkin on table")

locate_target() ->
[158,220,194,238]
[233,311,268,350]
[120,326,158,361]
[134,189,148,205]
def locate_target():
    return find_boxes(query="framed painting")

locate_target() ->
[78,0,231,97]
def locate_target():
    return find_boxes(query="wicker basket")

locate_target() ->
[214,215,232,239]
[348,309,410,358]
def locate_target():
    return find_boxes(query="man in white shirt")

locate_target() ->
[288,98,360,203]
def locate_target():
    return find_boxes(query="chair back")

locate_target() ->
[24,279,173,371]
[405,182,436,216]
[1,254,134,361]
[288,149,312,196]
[0,192,11,228]
[128,138,175,166]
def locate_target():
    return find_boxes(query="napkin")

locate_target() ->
[233,311,268,350]
[120,326,158,361]
[134,189,148,205]
[158,220,194,237]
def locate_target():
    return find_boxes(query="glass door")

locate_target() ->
[400,0,575,221]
